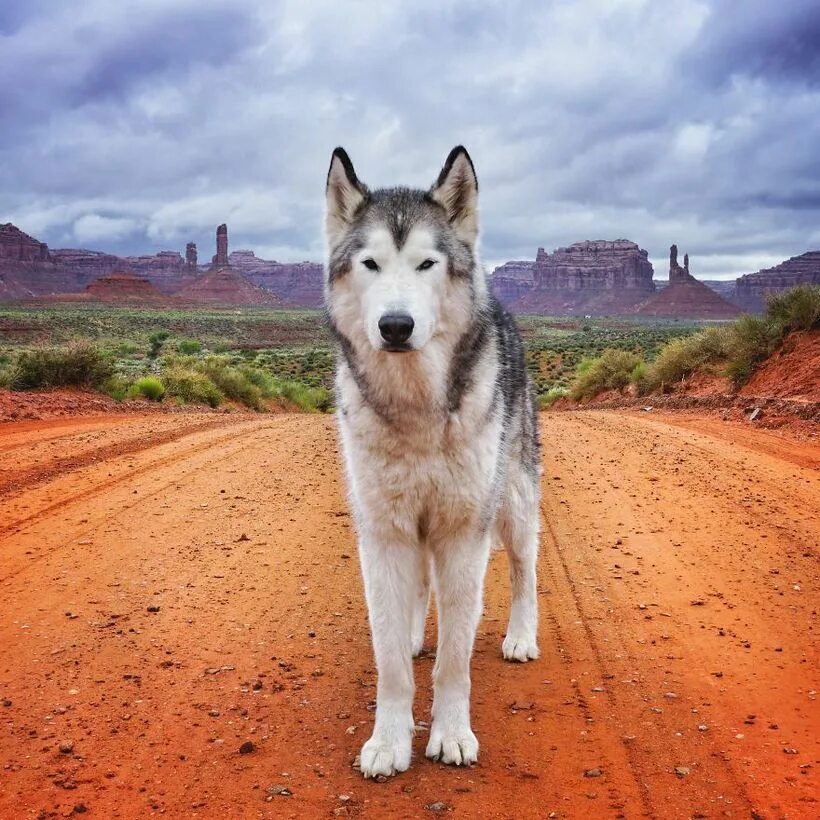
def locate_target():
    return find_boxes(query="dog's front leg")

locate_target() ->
[426,532,491,766]
[358,537,420,778]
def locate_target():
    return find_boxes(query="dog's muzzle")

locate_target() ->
[378,313,414,351]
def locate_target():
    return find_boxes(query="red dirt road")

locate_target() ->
[0,411,817,818]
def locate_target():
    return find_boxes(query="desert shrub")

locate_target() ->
[539,386,567,408]
[10,341,113,390]
[569,348,643,401]
[630,360,650,395]
[103,374,130,401]
[276,380,332,412]
[764,284,820,333]
[129,376,165,401]
[198,358,263,409]
[724,314,781,386]
[162,367,222,407]
[645,326,731,389]
[148,331,170,359]
[177,339,202,355]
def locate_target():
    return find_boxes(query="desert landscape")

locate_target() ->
[0,407,817,818]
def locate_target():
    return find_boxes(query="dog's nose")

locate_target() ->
[378,313,414,346]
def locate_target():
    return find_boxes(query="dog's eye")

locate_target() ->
[417,259,436,271]
[362,258,380,272]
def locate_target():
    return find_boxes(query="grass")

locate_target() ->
[569,349,643,400]
[129,375,165,401]
[566,284,820,399]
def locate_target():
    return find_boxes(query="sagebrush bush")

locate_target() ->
[177,339,202,355]
[765,284,820,333]
[162,367,222,407]
[10,341,113,390]
[197,357,263,409]
[569,348,642,400]
[130,376,165,401]
[539,386,567,408]
[724,314,781,386]
[644,326,731,389]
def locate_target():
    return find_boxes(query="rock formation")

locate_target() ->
[227,250,324,308]
[83,272,168,303]
[212,224,229,268]
[735,251,820,312]
[489,260,535,308]
[0,223,50,263]
[633,246,740,319]
[176,267,283,307]
[501,240,656,315]
[0,221,324,307]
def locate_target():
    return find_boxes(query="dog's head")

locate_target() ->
[324,146,481,353]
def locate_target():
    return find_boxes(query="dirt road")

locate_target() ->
[0,410,817,818]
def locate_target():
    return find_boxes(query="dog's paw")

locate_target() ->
[502,632,540,662]
[359,733,412,778]
[425,725,479,766]
[411,633,425,658]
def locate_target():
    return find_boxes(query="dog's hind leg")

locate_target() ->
[358,538,422,778]
[500,471,540,662]
[411,552,430,657]
[425,533,491,766]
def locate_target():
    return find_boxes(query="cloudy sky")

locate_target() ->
[1,0,819,279]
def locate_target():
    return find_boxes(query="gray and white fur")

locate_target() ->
[324,145,541,777]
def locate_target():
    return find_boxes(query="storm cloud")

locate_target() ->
[1,0,818,278]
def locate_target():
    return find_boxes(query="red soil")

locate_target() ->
[741,330,820,402]
[0,411,817,818]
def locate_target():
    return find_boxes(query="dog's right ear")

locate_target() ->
[325,147,367,247]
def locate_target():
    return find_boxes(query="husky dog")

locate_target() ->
[324,145,541,778]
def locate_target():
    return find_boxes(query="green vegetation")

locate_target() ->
[569,349,643,400]
[567,284,820,399]
[129,375,165,401]
[2,286,815,410]
[7,340,113,390]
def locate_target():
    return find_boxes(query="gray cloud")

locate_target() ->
[0,0,818,278]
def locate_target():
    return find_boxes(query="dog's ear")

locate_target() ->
[325,147,368,247]
[430,146,479,245]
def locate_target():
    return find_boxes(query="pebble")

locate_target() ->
[675,766,690,777]
[239,741,255,755]
[146,605,160,613]
[425,802,449,812]
[59,741,74,754]
[267,784,292,796]
[583,768,602,778]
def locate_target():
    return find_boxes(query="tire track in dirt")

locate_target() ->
[0,410,816,819]
[0,416,237,505]
[0,419,278,582]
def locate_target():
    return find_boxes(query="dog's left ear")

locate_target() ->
[430,146,479,245]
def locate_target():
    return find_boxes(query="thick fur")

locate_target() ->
[324,146,541,778]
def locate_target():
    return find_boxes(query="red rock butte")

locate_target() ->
[632,244,741,319]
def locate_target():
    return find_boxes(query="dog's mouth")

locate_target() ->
[381,342,413,353]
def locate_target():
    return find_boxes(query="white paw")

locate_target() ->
[411,632,425,658]
[359,733,412,778]
[425,725,479,766]
[502,632,540,662]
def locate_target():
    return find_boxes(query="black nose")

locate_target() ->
[378,313,414,347]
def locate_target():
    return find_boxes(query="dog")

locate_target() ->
[324,145,541,778]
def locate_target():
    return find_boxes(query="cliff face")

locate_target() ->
[228,251,324,308]
[0,223,325,307]
[490,260,535,308]
[494,240,655,315]
[735,251,820,312]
